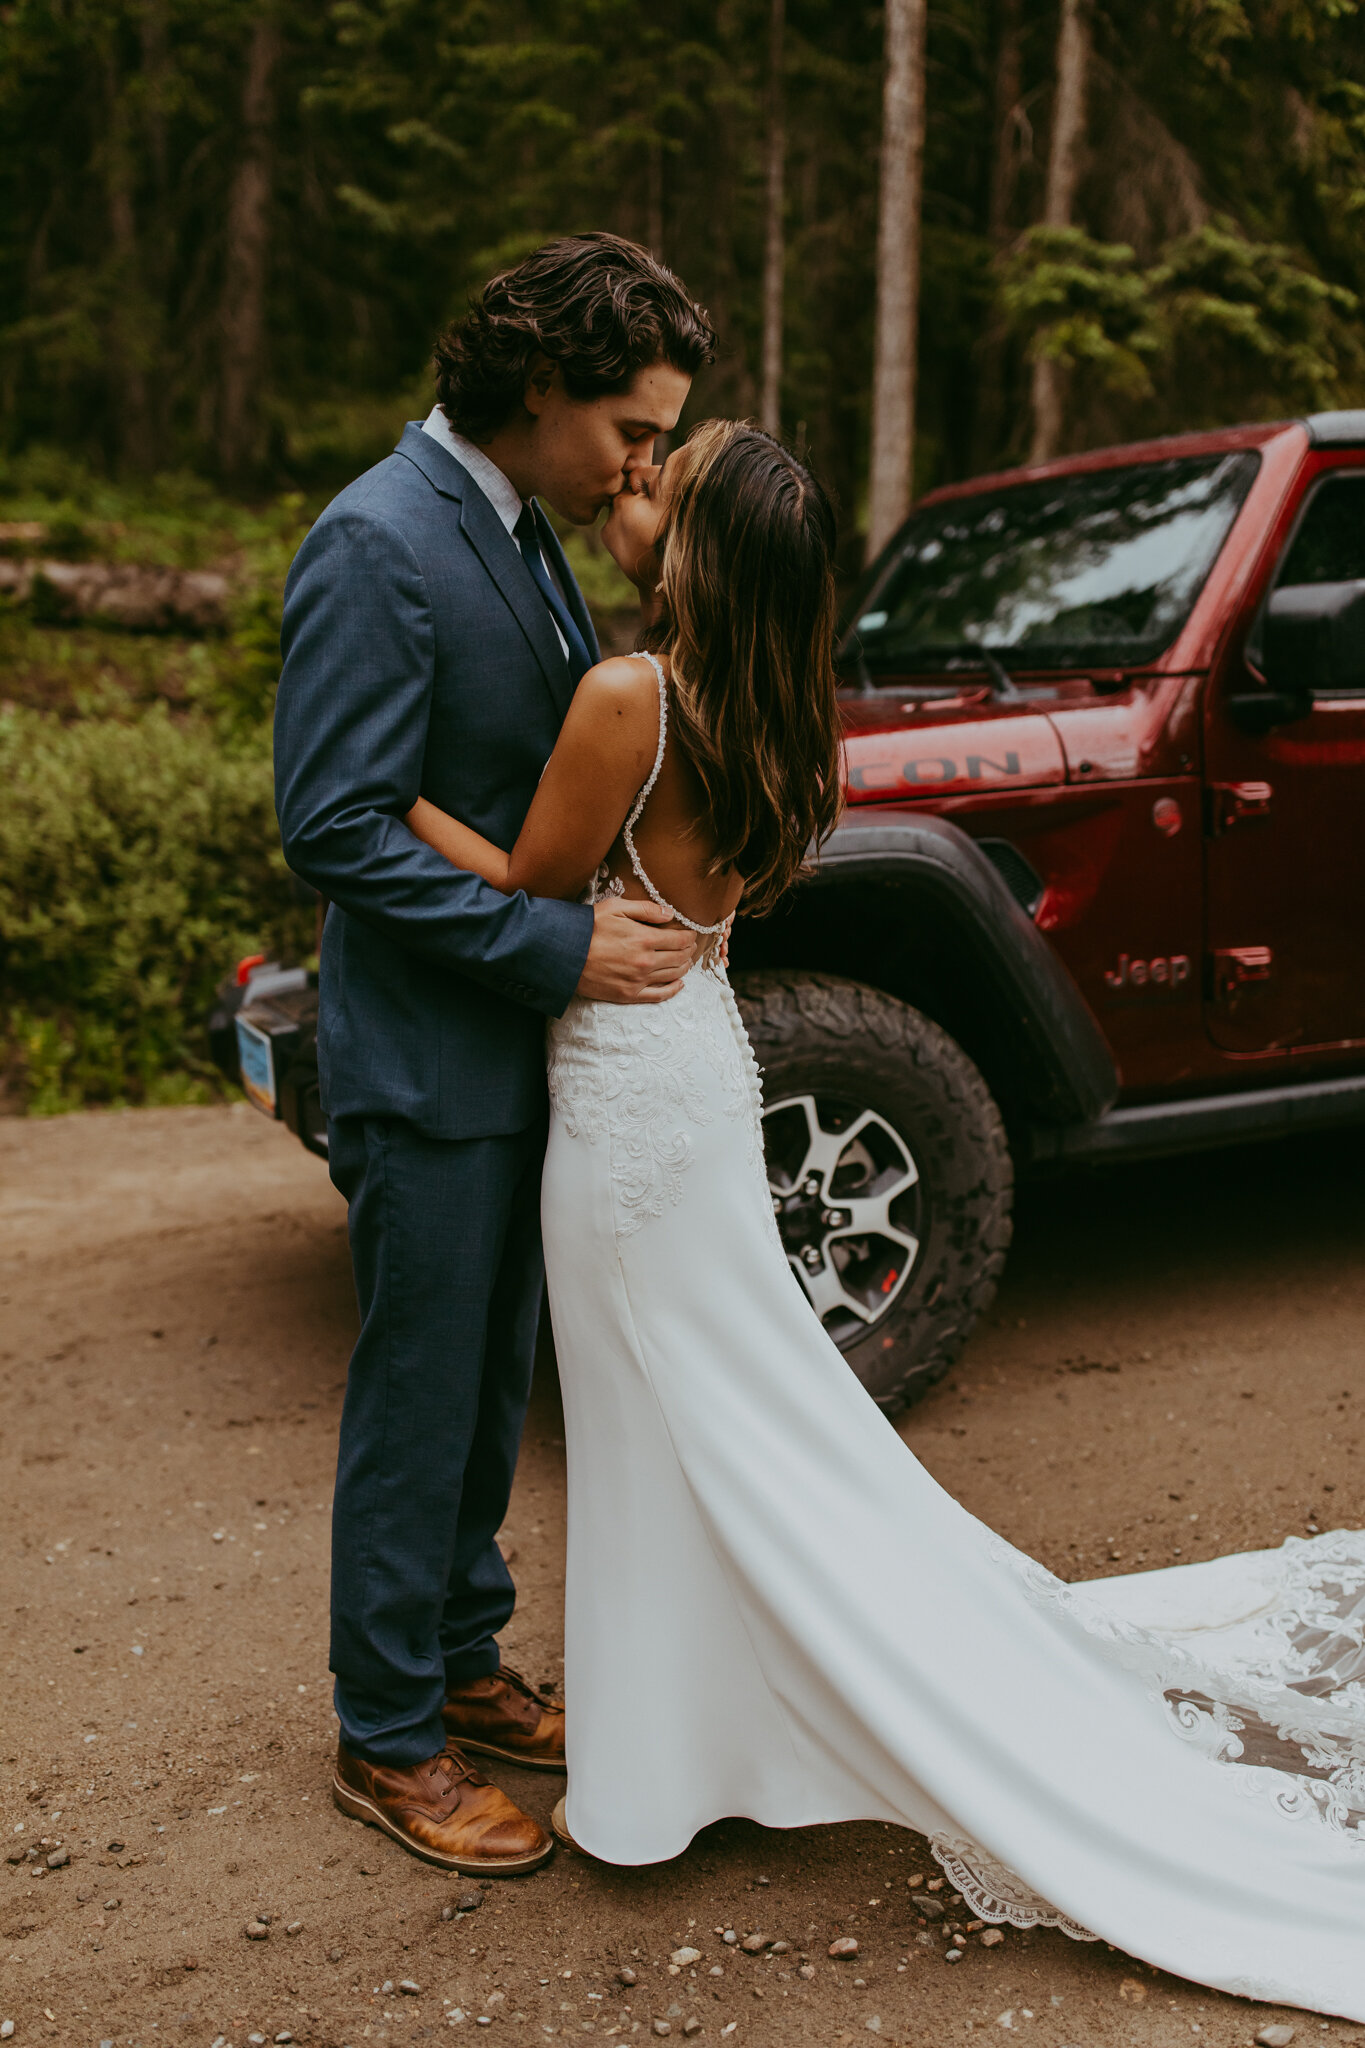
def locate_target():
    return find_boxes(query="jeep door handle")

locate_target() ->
[1207,781,1273,833]
[1209,946,1274,1002]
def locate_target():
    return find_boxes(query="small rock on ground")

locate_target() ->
[829,1937,859,1959]
[670,1947,702,1966]
[1255,2028,1296,2047]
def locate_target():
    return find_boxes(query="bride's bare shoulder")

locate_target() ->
[569,655,662,738]
[578,652,660,698]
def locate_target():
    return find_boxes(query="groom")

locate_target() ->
[275,234,716,1873]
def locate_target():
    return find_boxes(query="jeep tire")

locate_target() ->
[734,970,1013,1414]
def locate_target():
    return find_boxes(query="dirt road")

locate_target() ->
[2,1104,1363,2048]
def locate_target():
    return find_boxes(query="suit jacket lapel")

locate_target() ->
[534,501,602,667]
[458,486,576,720]
[393,423,574,721]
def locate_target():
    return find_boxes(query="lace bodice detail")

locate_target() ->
[547,961,777,1247]
[588,650,733,941]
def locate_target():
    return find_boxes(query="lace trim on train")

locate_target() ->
[934,1531,1365,1941]
[548,964,769,1240]
[929,1836,1100,1940]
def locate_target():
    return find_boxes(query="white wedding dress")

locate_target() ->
[540,654,1365,2021]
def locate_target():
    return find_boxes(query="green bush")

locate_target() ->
[0,703,312,1111]
[0,457,637,1116]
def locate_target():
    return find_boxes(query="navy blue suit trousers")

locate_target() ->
[326,1113,546,1763]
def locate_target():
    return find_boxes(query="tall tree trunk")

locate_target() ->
[972,0,1026,470]
[218,11,280,484]
[987,0,1023,247]
[102,50,157,472]
[865,0,928,564]
[759,0,785,437]
[1029,0,1090,464]
[140,1,170,199]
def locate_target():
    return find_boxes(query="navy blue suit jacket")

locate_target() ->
[274,423,598,1139]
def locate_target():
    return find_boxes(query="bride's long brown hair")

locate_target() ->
[645,419,843,916]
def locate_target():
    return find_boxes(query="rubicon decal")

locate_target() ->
[1103,953,1191,993]
[849,750,1022,789]
[841,717,1065,801]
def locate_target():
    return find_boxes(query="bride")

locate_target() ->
[407,418,1365,2024]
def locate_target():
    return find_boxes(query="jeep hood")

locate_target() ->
[838,692,1066,803]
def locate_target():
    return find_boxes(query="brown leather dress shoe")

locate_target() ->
[442,1665,566,1773]
[332,1739,552,1874]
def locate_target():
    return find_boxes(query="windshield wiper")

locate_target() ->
[940,646,1024,701]
[850,641,1027,698]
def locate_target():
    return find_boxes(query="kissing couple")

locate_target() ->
[275,233,1365,2023]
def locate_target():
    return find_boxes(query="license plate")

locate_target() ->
[235,1015,277,1116]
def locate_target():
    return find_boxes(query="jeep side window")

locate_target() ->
[1278,472,1365,590]
[1265,471,1365,699]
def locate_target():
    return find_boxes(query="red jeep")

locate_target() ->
[217,410,1365,1412]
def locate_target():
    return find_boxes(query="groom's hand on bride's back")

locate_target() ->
[577,897,697,1003]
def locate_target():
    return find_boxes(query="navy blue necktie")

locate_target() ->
[514,505,593,684]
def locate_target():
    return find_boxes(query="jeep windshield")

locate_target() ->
[848,450,1260,677]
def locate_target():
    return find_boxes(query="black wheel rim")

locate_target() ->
[761,1092,923,1348]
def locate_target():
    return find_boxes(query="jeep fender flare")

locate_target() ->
[733,805,1119,1127]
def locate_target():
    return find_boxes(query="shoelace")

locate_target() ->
[428,1743,488,1793]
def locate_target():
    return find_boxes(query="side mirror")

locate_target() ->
[1229,578,1365,733]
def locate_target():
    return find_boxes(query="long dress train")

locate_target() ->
[540,659,1365,2022]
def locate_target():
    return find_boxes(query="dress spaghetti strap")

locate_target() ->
[610,652,731,939]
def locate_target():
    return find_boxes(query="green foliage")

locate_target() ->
[0,446,317,568]
[0,703,312,1111]
[1001,228,1165,398]
[1152,220,1360,409]
[553,526,638,620]
[1001,217,1360,420]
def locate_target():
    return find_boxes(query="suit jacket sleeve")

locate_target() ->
[273,508,593,1017]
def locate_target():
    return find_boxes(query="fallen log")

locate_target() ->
[0,559,230,631]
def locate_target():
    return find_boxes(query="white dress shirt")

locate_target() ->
[421,406,569,658]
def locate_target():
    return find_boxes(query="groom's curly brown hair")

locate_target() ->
[433,233,716,441]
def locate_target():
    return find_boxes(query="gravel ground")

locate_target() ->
[2,1102,1363,2048]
